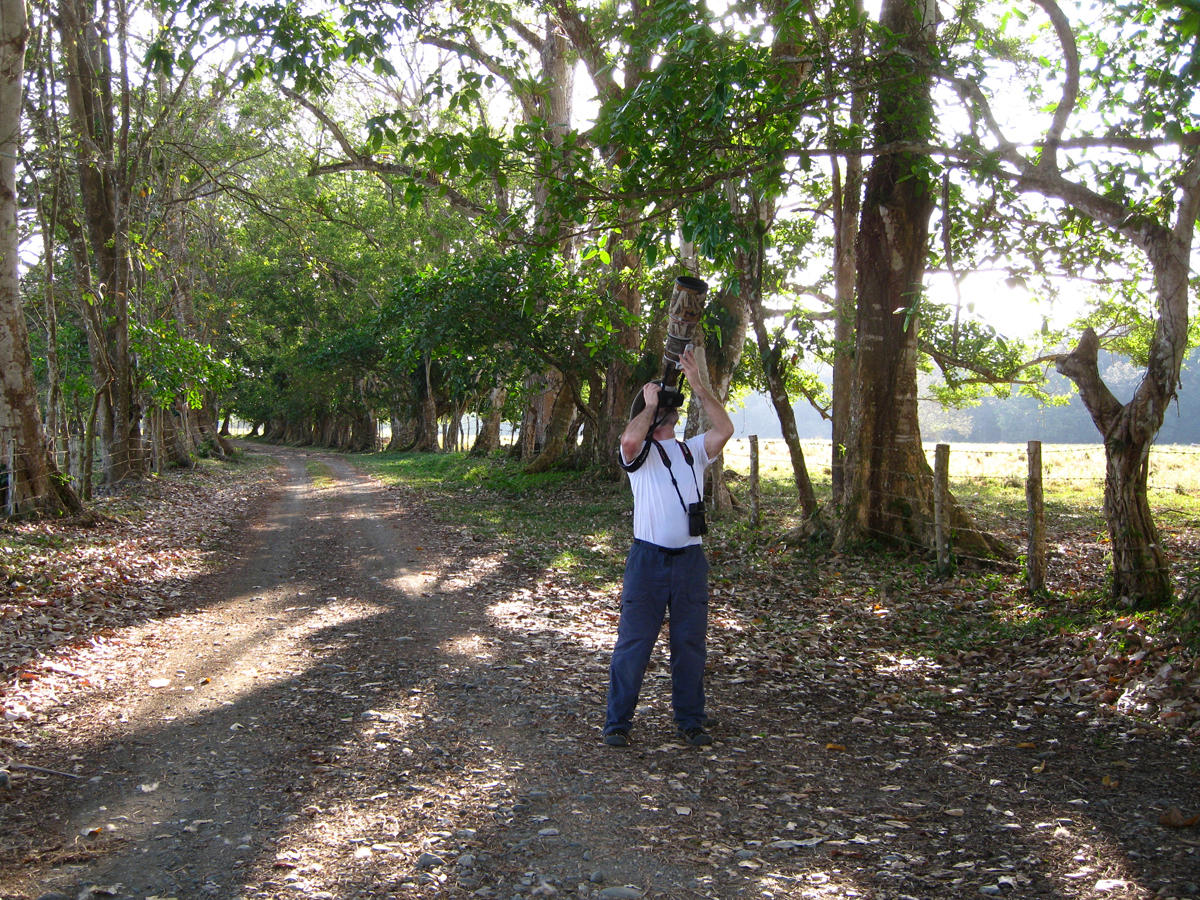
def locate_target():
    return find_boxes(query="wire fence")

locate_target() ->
[725,437,1200,585]
[0,436,217,516]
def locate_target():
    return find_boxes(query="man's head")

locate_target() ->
[652,408,679,439]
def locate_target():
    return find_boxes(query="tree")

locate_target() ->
[952,0,1200,606]
[53,0,144,483]
[834,0,951,553]
[828,0,1199,602]
[0,0,81,516]
[414,2,580,469]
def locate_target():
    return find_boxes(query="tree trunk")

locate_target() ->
[1104,440,1167,604]
[744,223,819,520]
[1054,137,1199,607]
[518,372,557,461]
[1058,329,1175,607]
[198,403,234,457]
[830,153,863,508]
[442,406,463,452]
[160,408,193,468]
[415,357,438,451]
[828,4,867,509]
[574,371,604,467]
[838,0,936,548]
[57,0,140,485]
[601,237,642,477]
[525,373,578,474]
[347,398,376,453]
[836,0,1002,557]
[37,183,65,466]
[386,408,416,452]
[760,358,818,520]
[471,385,507,456]
[700,276,748,515]
[0,0,81,516]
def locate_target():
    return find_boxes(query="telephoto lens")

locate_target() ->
[627,275,708,422]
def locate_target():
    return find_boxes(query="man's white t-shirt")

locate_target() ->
[621,433,710,549]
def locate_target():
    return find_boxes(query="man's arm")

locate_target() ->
[679,349,734,459]
[620,382,662,461]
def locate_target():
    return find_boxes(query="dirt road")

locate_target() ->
[3,446,682,899]
[2,444,1197,900]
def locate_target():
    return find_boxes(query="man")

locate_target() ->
[603,348,735,748]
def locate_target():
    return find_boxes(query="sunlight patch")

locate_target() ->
[438,634,496,661]
[489,599,537,619]
[752,868,870,897]
[875,654,939,676]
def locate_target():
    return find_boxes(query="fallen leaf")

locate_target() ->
[1159,807,1200,828]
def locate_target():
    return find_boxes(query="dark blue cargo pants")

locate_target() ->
[604,540,708,736]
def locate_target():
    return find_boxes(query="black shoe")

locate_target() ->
[679,726,713,747]
[604,729,630,747]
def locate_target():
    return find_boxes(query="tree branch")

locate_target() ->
[1031,0,1079,175]
[544,0,620,105]
[1055,327,1125,436]
[422,34,540,123]
[280,84,511,231]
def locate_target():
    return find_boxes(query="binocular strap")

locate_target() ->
[650,439,702,518]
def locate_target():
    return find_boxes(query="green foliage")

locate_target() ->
[19,0,1200,497]
[359,448,628,569]
[375,247,621,414]
[145,0,400,92]
[131,319,234,410]
[920,305,1029,394]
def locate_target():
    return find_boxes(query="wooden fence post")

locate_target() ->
[1026,440,1046,594]
[934,443,951,573]
[749,435,760,528]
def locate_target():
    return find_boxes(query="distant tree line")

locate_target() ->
[921,348,1200,446]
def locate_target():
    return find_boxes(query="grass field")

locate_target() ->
[721,439,1200,534]
[721,438,1200,490]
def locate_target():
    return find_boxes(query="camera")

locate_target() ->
[687,500,707,536]
[628,380,686,420]
[657,385,686,410]
[627,276,707,422]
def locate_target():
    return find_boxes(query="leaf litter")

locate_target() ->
[0,446,1196,900]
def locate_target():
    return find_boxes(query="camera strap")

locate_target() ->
[651,439,702,517]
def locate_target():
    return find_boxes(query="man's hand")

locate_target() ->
[678,347,700,386]
[621,381,665,462]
